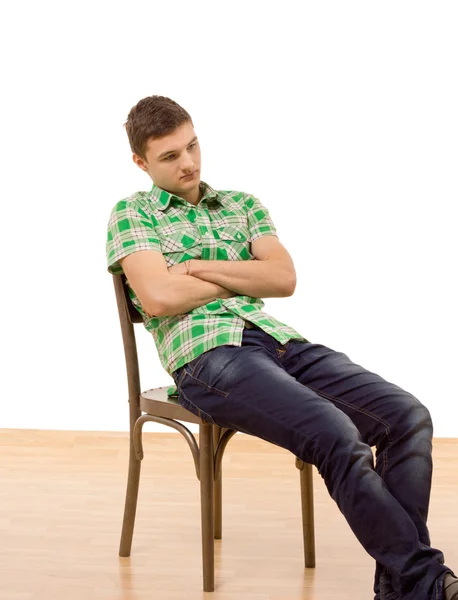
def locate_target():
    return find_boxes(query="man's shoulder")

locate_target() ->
[111,190,151,211]
[216,189,248,200]
[214,189,252,209]
[107,191,155,224]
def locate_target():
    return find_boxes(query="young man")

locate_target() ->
[106,95,457,600]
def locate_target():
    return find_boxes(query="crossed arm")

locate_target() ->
[121,236,297,318]
[169,236,296,299]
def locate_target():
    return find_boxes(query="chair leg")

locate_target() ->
[214,473,222,540]
[200,423,215,591]
[119,442,142,557]
[299,461,316,568]
[213,426,222,540]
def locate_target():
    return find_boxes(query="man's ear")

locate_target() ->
[132,153,148,172]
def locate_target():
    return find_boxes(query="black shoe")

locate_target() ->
[443,573,458,600]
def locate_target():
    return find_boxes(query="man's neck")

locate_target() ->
[184,184,203,206]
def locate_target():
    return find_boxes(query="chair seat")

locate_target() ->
[140,387,202,424]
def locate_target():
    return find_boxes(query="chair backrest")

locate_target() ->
[112,274,142,426]
[119,275,143,323]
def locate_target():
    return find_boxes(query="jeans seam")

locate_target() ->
[183,369,229,398]
[177,366,188,387]
[305,383,394,480]
[179,385,216,424]
[276,345,288,363]
[189,352,207,377]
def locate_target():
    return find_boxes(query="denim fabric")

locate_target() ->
[172,326,454,600]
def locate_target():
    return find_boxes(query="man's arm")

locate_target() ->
[189,236,296,298]
[159,275,237,316]
[120,250,237,317]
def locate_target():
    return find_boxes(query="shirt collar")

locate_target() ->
[149,180,225,211]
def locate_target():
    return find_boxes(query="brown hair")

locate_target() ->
[124,95,193,161]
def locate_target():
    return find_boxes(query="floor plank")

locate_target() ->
[0,430,456,599]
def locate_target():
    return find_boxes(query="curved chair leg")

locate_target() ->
[200,424,215,592]
[213,425,222,539]
[119,438,142,557]
[296,458,316,568]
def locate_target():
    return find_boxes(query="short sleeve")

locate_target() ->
[244,194,278,243]
[106,199,162,275]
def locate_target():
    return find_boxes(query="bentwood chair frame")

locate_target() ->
[112,273,316,592]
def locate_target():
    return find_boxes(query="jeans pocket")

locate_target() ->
[174,352,209,385]
[179,390,217,425]
[172,366,186,389]
[179,368,229,427]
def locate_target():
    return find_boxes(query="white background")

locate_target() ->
[1,1,456,435]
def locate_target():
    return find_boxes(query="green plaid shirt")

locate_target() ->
[106,181,307,396]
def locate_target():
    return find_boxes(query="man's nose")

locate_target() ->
[180,151,194,172]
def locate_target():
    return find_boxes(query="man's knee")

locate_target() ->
[393,394,433,437]
[294,420,373,475]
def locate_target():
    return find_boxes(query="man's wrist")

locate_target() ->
[188,258,204,277]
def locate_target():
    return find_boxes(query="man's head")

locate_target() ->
[124,95,201,203]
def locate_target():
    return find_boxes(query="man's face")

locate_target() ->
[133,121,202,203]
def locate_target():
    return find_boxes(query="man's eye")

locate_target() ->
[165,155,175,161]
[189,143,196,149]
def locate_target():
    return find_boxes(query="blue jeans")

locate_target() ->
[171,326,454,600]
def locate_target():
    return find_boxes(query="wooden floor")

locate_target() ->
[0,431,457,600]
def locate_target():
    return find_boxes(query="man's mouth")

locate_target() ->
[181,171,197,180]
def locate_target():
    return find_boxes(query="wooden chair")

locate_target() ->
[112,273,316,592]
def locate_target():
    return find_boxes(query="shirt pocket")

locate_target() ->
[213,224,251,261]
[159,228,202,266]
